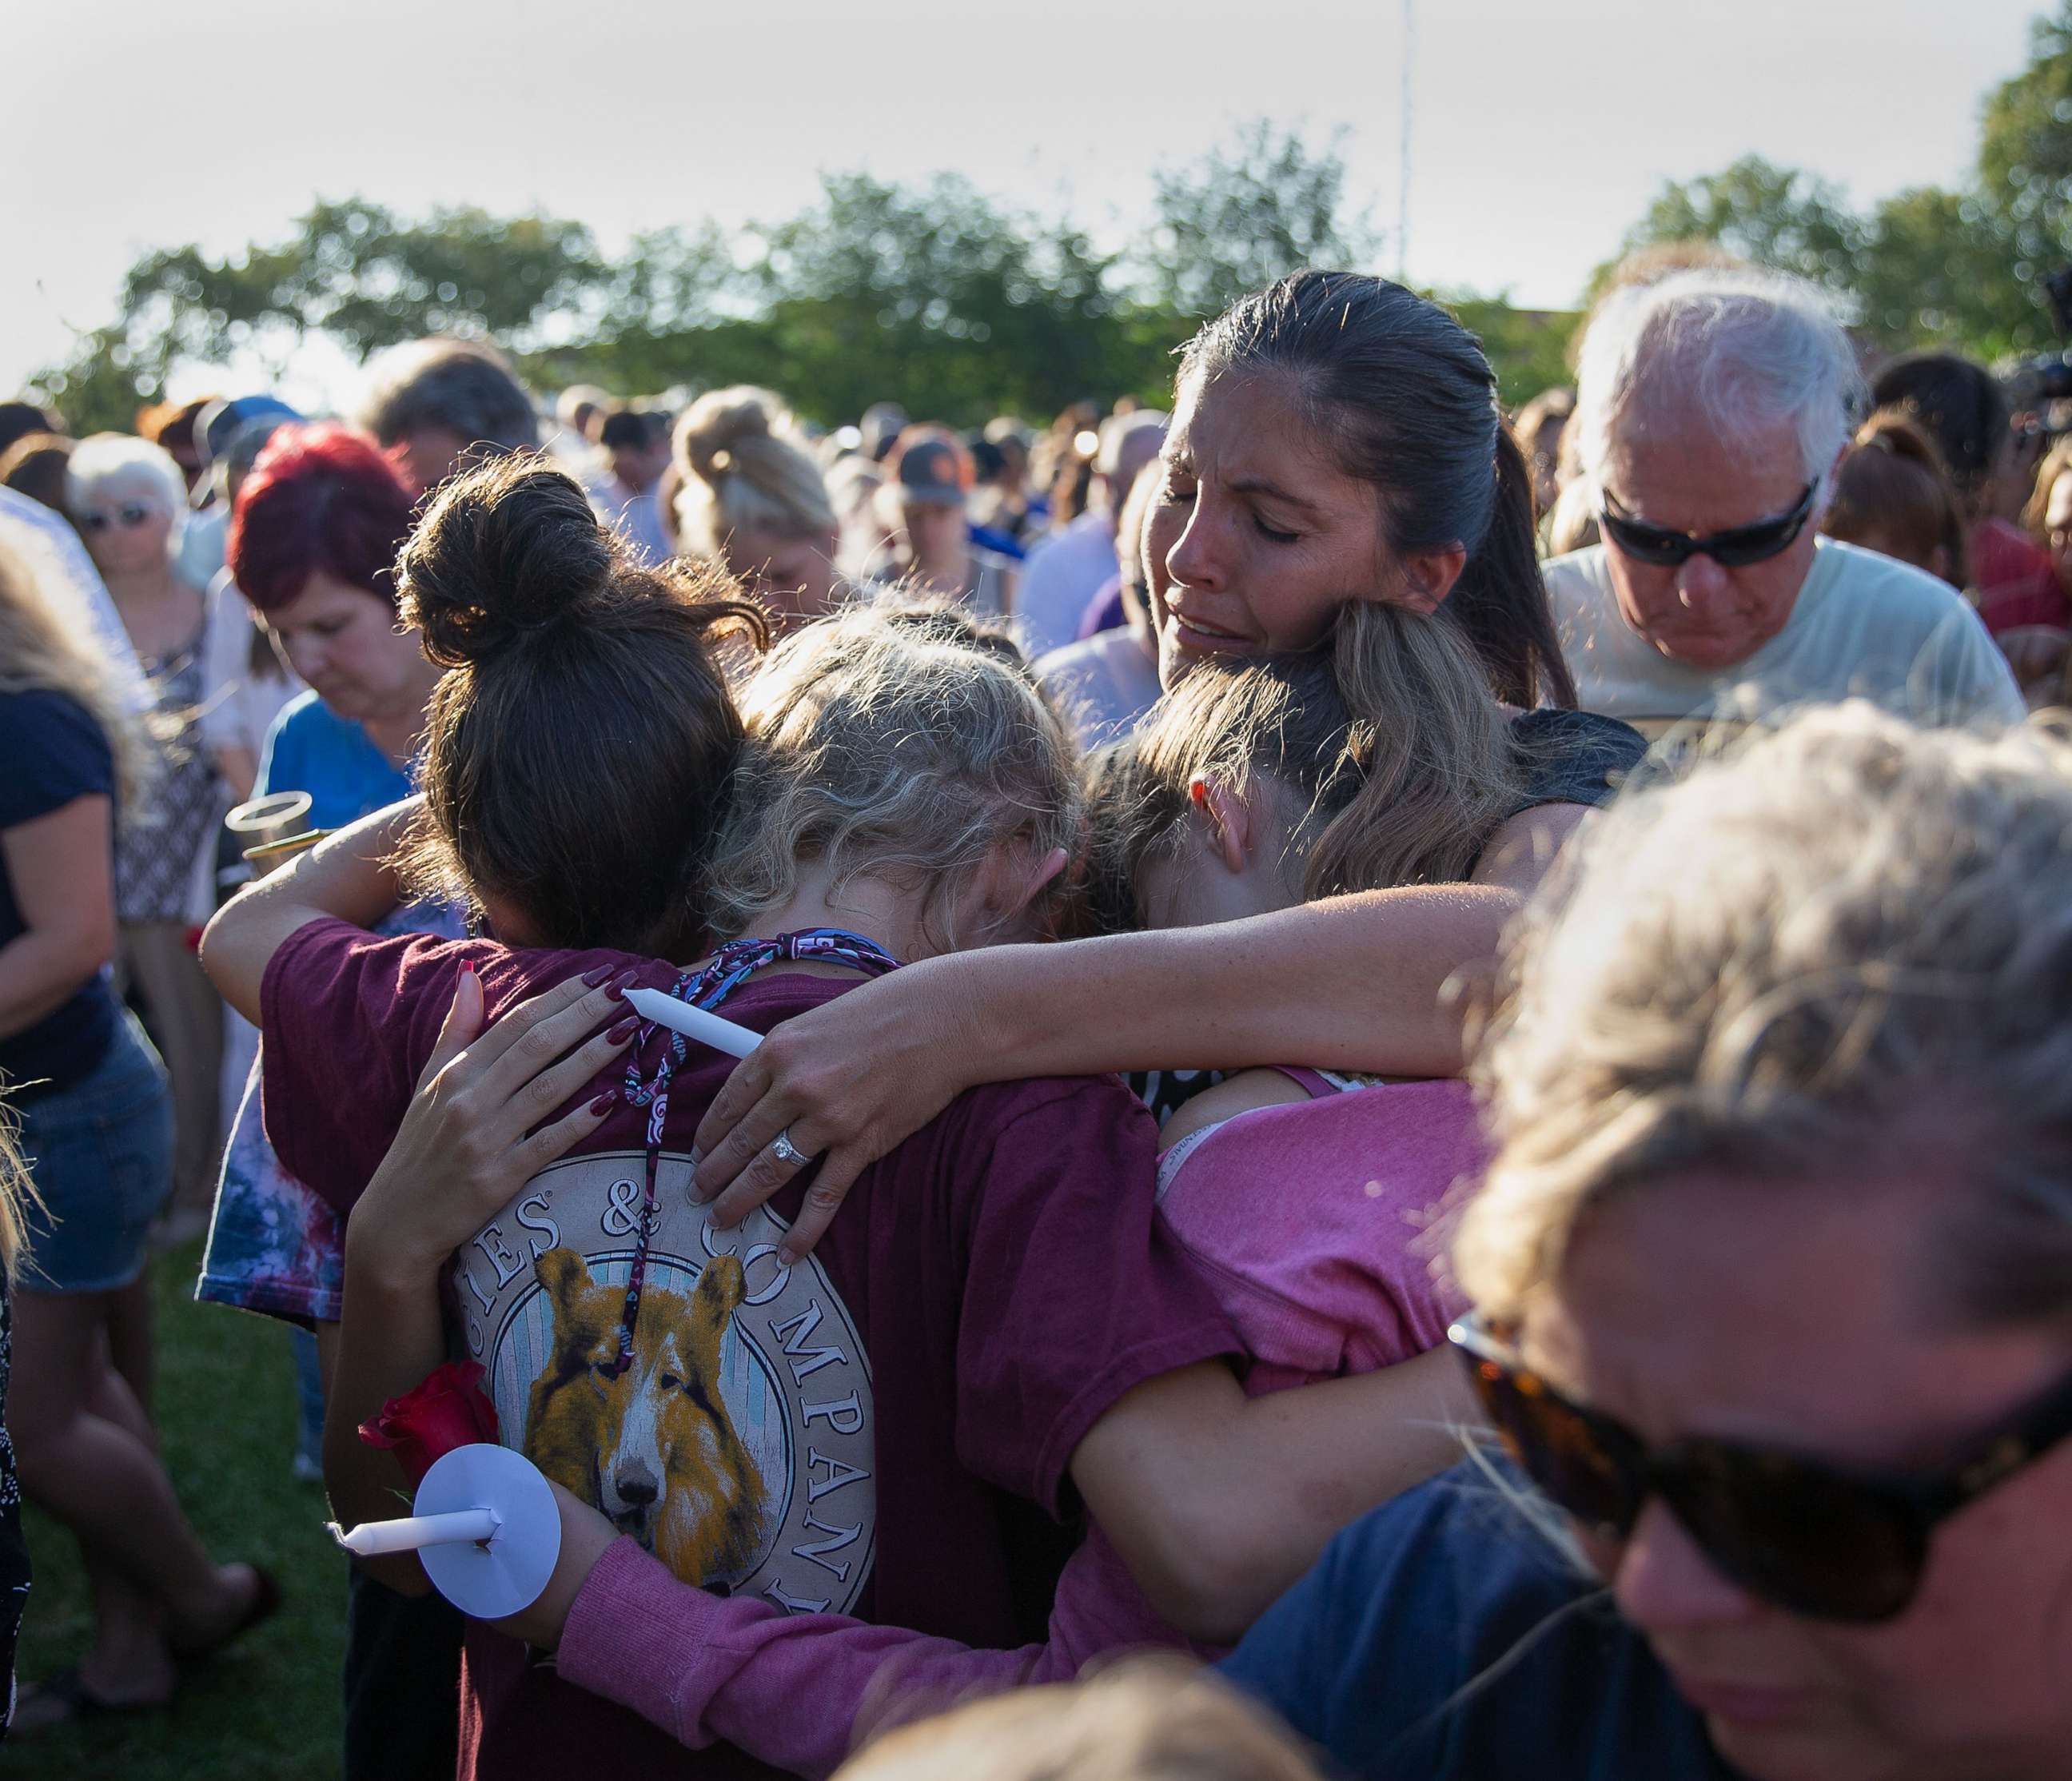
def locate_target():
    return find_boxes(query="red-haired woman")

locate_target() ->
[228,423,442,828]
[205,421,464,1781]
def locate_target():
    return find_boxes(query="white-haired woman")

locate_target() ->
[1221,703,2072,1781]
[66,433,227,1242]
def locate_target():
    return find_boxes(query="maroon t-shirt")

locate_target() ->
[261,918,1238,1777]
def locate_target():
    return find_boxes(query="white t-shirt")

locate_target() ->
[198,573,303,768]
[1547,538,2024,739]
[1013,512,1117,659]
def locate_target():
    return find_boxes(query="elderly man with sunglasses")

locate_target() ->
[1221,704,2072,1781]
[1543,268,2020,741]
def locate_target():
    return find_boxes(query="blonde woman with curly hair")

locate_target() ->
[1221,703,2072,1781]
[0,544,272,1729]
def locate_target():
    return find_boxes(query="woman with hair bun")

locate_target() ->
[205,454,766,1777]
[674,385,846,632]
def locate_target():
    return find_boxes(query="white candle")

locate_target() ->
[623,986,762,1059]
[328,1508,500,1557]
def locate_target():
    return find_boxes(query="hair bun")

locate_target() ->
[1854,405,1954,479]
[674,388,784,487]
[399,454,619,667]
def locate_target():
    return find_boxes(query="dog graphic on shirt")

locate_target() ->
[524,1247,768,1586]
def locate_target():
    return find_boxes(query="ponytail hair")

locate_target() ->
[395,453,767,950]
[1464,428,1576,709]
[1824,407,1969,587]
[1159,273,1544,897]
[673,386,836,558]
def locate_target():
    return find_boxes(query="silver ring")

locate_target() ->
[770,1127,807,1168]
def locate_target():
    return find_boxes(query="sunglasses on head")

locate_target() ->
[1599,481,1816,569]
[80,502,157,534]
[1448,1312,2072,1624]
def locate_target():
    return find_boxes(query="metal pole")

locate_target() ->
[1398,0,1415,281]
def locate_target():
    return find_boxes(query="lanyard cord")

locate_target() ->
[608,929,902,1374]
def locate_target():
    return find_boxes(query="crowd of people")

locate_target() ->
[0,249,2066,1781]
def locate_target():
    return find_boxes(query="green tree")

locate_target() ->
[1976,0,2072,348]
[1589,155,1864,302]
[1594,14,2072,363]
[1141,119,1381,319]
[30,141,1549,435]
[1857,187,2030,358]
[1441,294,1580,408]
[34,199,615,431]
[738,172,1154,423]
[533,173,1177,424]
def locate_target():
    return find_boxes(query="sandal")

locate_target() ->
[10,1666,169,1734]
[169,1564,282,1663]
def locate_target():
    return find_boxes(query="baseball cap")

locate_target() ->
[894,436,971,508]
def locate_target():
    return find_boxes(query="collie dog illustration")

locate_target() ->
[524,1247,767,1585]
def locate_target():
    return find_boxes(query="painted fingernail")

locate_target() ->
[606,1016,640,1044]
[459,960,476,980]
[589,1090,618,1115]
[606,967,639,1001]
[581,963,616,987]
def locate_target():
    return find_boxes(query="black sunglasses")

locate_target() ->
[80,502,157,534]
[1600,482,1817,568]
[1449,1313,2072,1623]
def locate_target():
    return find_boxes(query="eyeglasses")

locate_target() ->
[79,503,158,534]
[1448,1312,2072,1623]
[1600,482,1817,568]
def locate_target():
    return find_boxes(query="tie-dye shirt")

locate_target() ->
[197,902,464,1325]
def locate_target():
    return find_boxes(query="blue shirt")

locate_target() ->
[0,690,118,1094]
[256,689,414,829]
[1218,1460,1741,1781]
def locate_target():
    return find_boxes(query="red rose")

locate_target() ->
[358,1361,501,1488]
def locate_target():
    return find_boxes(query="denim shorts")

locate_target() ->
[15,1012,173,1294]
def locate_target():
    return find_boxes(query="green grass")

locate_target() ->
[10,1239,344,1779]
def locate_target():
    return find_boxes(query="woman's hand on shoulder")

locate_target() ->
[690,952,994,1262]
[348,963,643,1285]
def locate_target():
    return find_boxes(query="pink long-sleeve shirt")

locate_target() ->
[556,1078,1482,1776]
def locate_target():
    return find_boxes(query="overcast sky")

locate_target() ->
[5,0,2046,403]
